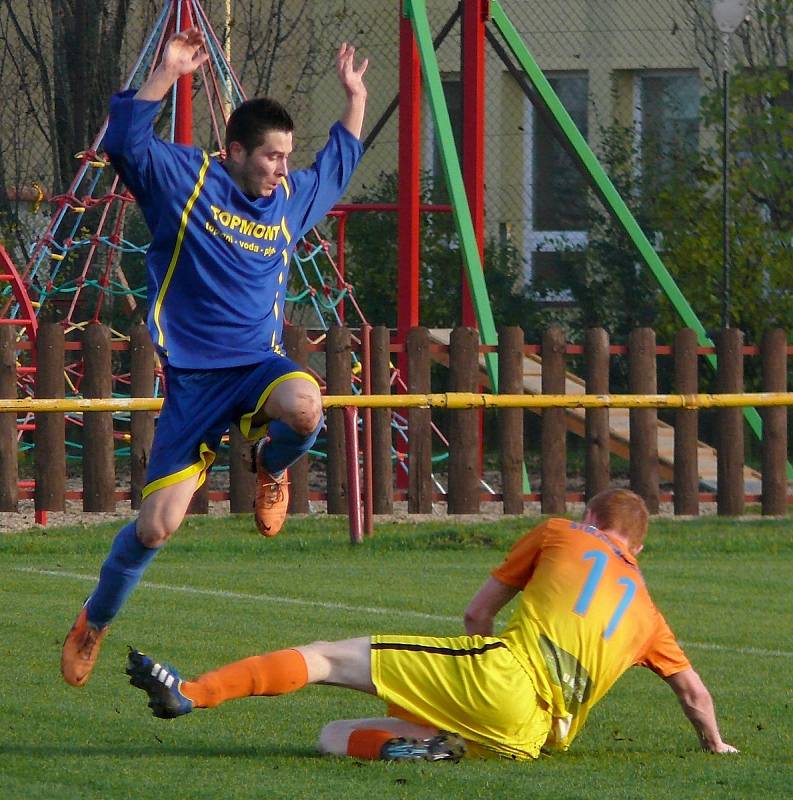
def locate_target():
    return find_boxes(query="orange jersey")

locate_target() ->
[493,518,690,749]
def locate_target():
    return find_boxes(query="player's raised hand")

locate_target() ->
[161,27,209,77]
[337,42,368,99]
[135,27,209,100]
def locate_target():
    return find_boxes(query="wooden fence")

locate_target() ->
[0,321,789,519]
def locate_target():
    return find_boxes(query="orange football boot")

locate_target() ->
[254,464,289,537]
[61,607,109,687]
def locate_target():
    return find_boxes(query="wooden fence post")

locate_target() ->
[130,324,154,509]
[448,327,480,514]
[326,325,351,514]
[371,325,393,514]
[498,326,524,514]
[229,425,255,514]
[541,324,566,514]
[716,328,744,516]
[0,326,17,510]
[761,328,787,516]
[186,480,210,514]
[34,323,65,511]
[673,328,699,515]
[407,326,432,513]
[628,328,659,513]
[584,327,609,500]
[82,323,115,511]
[282,324,309,514]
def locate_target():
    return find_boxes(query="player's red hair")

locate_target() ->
[586,488,649,551]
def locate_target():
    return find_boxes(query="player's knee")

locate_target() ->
[135,511,181,547]
[288,394,322,436]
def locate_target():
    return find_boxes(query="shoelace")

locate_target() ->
[78,628,101,657]
[260,479,288,506]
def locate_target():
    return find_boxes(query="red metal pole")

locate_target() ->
[461,0,487,328]
[174,1,194,145]
[336,212,347,324]
[397,3,422,493]
[462,1,488,478]
[344,407,363,543]
[397,5,421,342]
[361,324,374,536]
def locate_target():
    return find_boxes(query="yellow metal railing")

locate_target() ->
[2,392,793,413]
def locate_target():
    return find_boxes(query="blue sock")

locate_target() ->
[260,417,323,475]
[85,521,160,628]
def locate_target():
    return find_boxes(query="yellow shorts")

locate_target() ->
[370,633,551,760]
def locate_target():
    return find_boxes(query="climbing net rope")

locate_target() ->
[3,0,473,496]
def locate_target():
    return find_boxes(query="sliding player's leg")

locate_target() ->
[126,635,467,762]
[318,717,466,762]
[125,637,373,718]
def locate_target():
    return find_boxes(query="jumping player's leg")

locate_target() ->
[86,476,200,626]
[62,364,231,688]
[60,476,200,688]
[253,376,323,471]
[244,372,323,536]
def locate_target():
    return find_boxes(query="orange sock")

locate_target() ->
[181,649,308,708]
[346,729,399,760]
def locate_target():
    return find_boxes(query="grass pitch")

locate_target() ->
[1,512,791,800]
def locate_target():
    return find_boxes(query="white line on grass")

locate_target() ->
[13,566,793,659]
[13,566,456,622]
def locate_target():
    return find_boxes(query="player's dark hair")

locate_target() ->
[225,98,294,153]
[586,488,649,551]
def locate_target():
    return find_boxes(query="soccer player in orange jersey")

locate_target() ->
[125,488,737,762]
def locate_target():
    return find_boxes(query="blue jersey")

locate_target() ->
[103,91,363,368]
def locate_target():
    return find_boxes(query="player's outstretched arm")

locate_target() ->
[664,668,738,753]
[464,577,519,636]
[135,27,209,102]
[336,42,369,139]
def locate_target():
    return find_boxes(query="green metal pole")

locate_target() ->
[489,0,771,455]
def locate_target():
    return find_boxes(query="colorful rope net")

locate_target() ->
[2,0,468,495]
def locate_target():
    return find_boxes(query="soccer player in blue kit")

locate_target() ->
[61,27,369,688]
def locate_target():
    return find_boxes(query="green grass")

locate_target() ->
[1,513,791,799]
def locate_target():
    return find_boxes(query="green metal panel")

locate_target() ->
[489,0,772,456]
[404,0,533,493]
[403,0,498,382]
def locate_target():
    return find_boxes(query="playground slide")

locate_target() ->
[428,329,762,493]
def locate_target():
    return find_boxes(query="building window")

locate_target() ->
[634,71,700,198]
[523,72,589,295]
[426,77,463,202]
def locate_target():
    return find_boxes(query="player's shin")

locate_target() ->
[85,521,161,627]
[258,417,323,475]
[346,729,402,759]
[180,649,309,708]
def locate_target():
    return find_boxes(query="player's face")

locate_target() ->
[231,129,293,197]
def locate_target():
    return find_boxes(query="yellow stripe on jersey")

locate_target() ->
[279,176,290,199]
[280,216,292,245]
[153,152,211,348]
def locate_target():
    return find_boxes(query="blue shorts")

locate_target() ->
[142,355,317,499]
